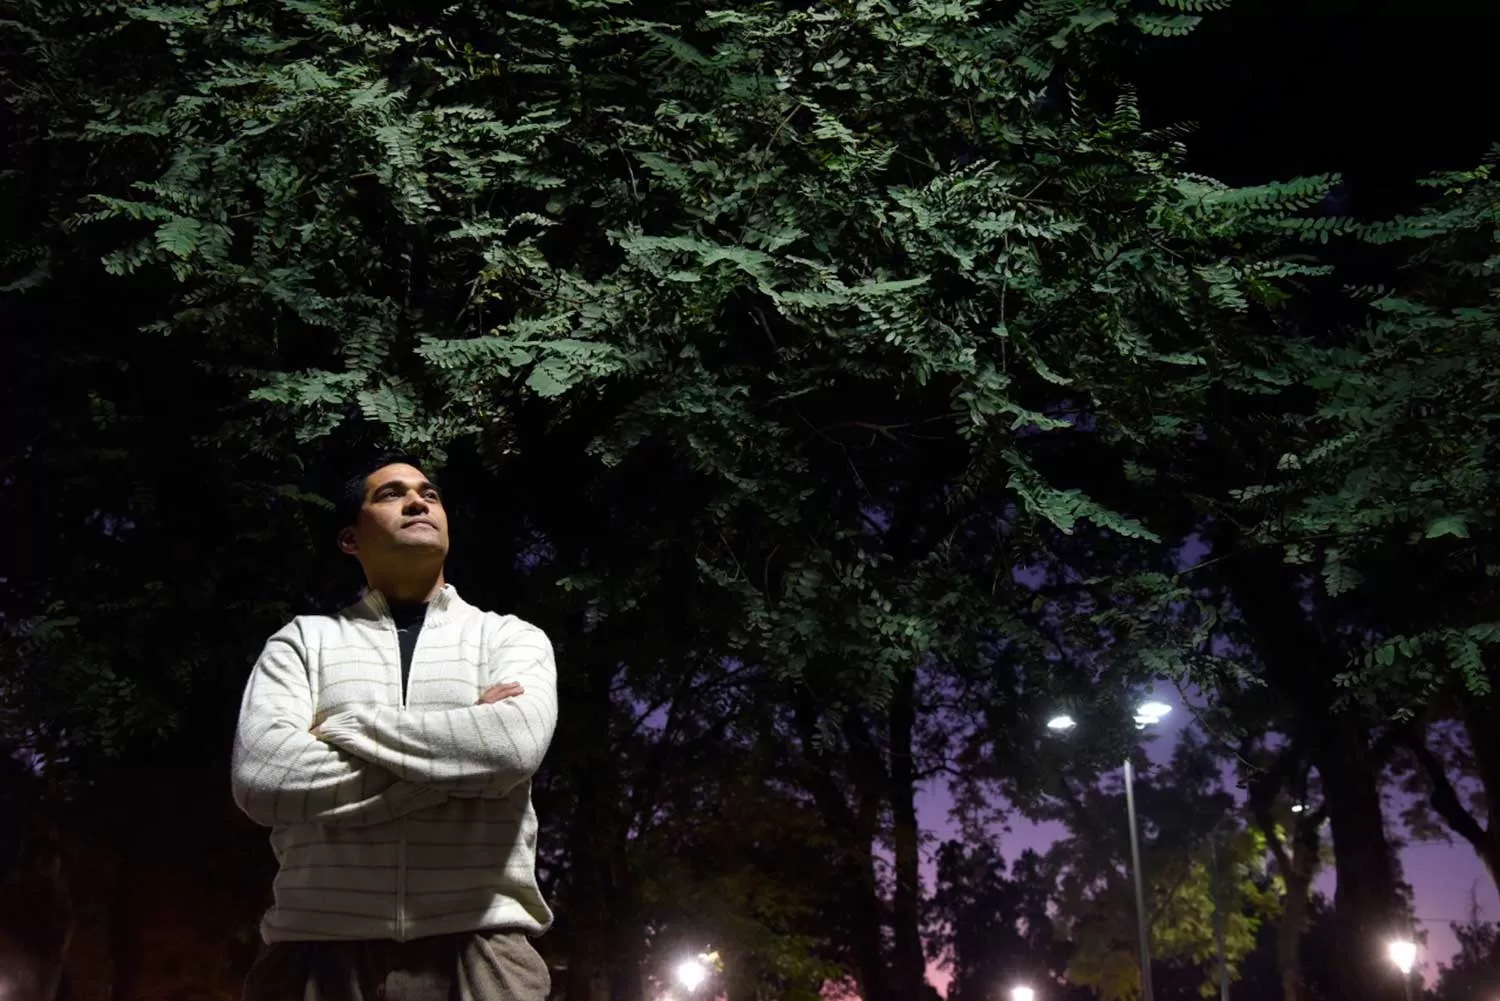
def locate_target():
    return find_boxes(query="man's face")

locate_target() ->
[340,463,450,564]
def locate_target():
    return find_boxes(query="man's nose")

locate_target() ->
[402,492,429,513]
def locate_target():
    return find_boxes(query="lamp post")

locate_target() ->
[1210,832,1230,1001]
[1122,754,1154,1001]
[1047,701,1171,1001]
[1388,939,1417,1001]
[1010,987,1036,1001]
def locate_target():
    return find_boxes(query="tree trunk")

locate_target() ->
[887,671,931,1001]
[1220,543,1407,1001]
[850,792,890,1001]
[1314,714,1406,1001]
[1253,772,1317,1001]
[562,665,632,1001]
[1277,872,1309,1001]
[561,756,604,1001]
[0,809,72,1001]
[607,924,646,1001]
[1277,813,1319,1001]
[57,816,112,1001]
[796,701,890,1001]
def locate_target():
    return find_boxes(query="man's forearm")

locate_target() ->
[313,699,553,799]
[232,719,449,827]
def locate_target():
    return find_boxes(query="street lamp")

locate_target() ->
[1133,702,1171,728]
[1046,714,1077,732]
[1047,701,1168,1001]
[1388,939,1417,1001]
[1123,752,1155,1001]
[675,959,708,993]
[1010,987,1036,1001]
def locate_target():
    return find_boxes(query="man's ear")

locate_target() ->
[338,526,359,556]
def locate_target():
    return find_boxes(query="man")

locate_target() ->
[232,454,556,1001]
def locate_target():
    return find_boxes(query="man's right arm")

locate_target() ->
[231,620,447,828]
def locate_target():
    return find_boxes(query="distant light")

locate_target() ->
[1133,701,1172,728]
[1011,987,1036,1001]
[1387,939,1417,975]
[675,959,707,991]
[1291,803,1305,814]
[1046,714,1077,732]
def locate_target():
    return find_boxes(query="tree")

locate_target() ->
[1232,893,1342,1001]
[1046,732,1279,1001]
[1235,151,1500,892]
[1,0,1333,733]
[927,840,1093,1001]
[1164,154,1500,1001]
[1246,737,1330,1001]
[0,1,1364,997]
[1427,918,1500,1001]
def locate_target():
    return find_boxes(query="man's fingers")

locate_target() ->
[477,682,525,704]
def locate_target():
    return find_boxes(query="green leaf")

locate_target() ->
[526,362,572,398]
[1423,516,1470,540]
[154,217,204,259]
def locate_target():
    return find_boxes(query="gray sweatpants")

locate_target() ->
[243,931,551,1001]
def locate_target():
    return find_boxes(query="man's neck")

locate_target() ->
[367,571,446,606]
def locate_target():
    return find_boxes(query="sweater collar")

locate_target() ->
[360,583,461,624]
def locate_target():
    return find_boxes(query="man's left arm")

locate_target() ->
[313,617,557,799]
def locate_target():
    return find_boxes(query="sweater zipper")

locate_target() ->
[390,614,408,944]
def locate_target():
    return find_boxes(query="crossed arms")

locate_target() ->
[230,617,557,829]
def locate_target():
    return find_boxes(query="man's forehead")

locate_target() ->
[365,463,432,493]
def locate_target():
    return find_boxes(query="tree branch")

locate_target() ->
[1407,725,1489,849]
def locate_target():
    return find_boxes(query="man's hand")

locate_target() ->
[478,681,525,705]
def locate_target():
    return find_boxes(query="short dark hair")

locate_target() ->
[335,451,436,530]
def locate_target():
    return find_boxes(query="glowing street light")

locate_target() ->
[1388,939,1418,1001]
[1046,701,1173,1001]
[1388,939,1417,1001]
[1387,939,1417,974]
[1290,803,1305,814]
[1133,701,1172,729]
[675,959,708,992]
[1010,987,1036,1001]
[1046,714,1077,732]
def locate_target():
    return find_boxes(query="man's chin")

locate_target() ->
[390,537,448,555]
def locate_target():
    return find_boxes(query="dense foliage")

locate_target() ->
[5,0,1339,709]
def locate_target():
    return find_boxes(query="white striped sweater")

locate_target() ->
[231,585,556,943]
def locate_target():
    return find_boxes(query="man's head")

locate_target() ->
[336,453,450,585]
